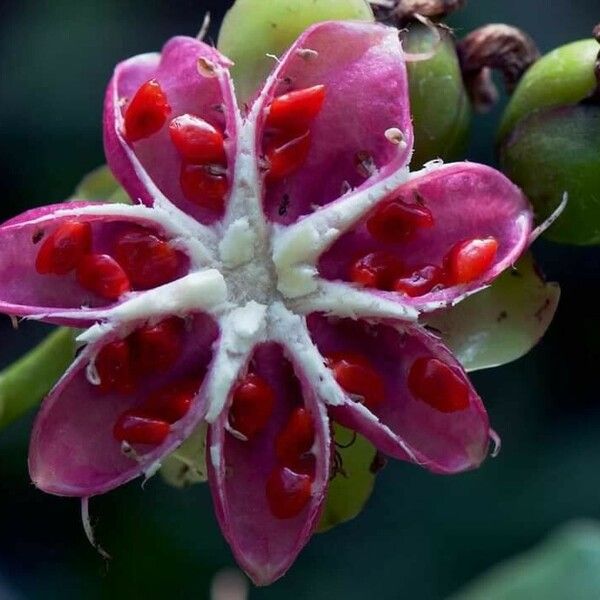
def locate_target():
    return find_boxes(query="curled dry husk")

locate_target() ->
[0,21,547,585]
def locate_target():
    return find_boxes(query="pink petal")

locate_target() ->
[29,313,218,496]
[104,37,238,224]
[319,163,533,310]
[207,343,330,586]
[255,21,413,224]
[0,202,190,325]
[308,314,491,474]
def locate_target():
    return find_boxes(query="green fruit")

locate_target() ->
[500,104,600,244]
[499,39,598,140]
[404,24,471,168]
[217,0,374,103]
[498,39,600,244]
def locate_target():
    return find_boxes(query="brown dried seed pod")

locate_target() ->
[371,0,466,27]
[457,24,540,112]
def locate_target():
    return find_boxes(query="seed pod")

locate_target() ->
[498,35,600,245]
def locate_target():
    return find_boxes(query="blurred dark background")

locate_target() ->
[0,1,599,598]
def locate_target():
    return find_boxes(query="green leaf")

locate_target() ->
[72,164,130,204]
[450,521,600,600]
[0,327,75,429]
[160,424,208,488]
[426,253,560,372]
[318,425,377,533]
[217,0,374,103]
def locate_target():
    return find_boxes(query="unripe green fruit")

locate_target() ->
[217,0,374,102]
[404,24,471,168]
[499,39,600,245]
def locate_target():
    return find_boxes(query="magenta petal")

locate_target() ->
[0,202,189,325]
[29,313,218,496]
[207,343,330,586]
[255,21,413,224]
[104,37,238,224]
[308,314,490,474]
[319,163,533,309]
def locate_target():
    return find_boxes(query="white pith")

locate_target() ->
[64,100,421,446]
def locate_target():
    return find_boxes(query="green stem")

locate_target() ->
[0,327,75,429]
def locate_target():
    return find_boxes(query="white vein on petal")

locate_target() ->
[76,271,228,344]
[204,302,268,422]
[288,279,419,321]
[271,165,410,299]
[268,302,346,407]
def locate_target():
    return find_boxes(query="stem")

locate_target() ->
[457,24,540,112]
[0,327,75,429]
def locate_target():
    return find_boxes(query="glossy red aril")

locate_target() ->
[95,339,134,393]
[407,357,470,413]
[180,163,228,211]
[113,230,180,290]
[367,199,434,243]
[169,114,227,164]
[130,317,184,374]
[123,79,171,143]
[76,254,131,300]
[393,264,444,297]
[144,377,202,423]
[275,408,315,470]
[265,85,326,133]
[229,374,275,440]
[350,251,404,290]
[327,352,385,410]
[265,131,311,180]
[266,466,312,520]
[113,410,170,445]
[445,237,499,285]
[35,220,92,275]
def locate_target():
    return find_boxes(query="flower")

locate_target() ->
[0,22,535,585]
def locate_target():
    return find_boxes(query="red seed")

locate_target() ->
[393,264,445,297]
[144,376,202,423]
[123,79,171,143]
[169,114,227,164]
[228,373,275,440]
[287,454,316,479]
[275,408,316,470]
[327,352,385,411]
[266,466,312,519]
[129,317,184,375]
[407,357,470,413]
[35,220,92,275]
[180,163,228,211]
[113,230,180,290]
[350,251,404,290]
[444,237,499,285]
[265,85,326,133]
[113,410,170,445]
[367,199,434,243]
[76,254,131,300]
[265,131,311,180]
[95,339,134,394]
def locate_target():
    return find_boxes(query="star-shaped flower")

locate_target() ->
[0,22,535,585]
